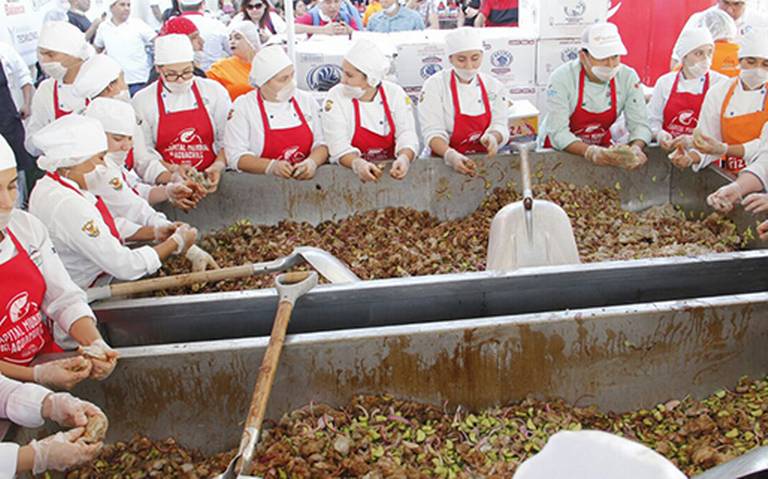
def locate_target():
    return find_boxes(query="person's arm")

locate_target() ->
[473,12,485,26]
[647,75,669,139]
[391,86,419,160]
[418,75,451,155]
[620,67,652,147]
[320,91,359,163]
[486,78,510,146]
[223,96,266,173]
[19,84,33,120]
[132,93,170,184]
[24,80,54,156]
[691,81,727,171]
[84,13,105,42]
[427,7,439,28]
[93,24,105,53]
[542,68,580,151]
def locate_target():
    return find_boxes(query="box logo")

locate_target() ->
[420,62,443,79]
[560,47,580,62]
[307,64,342,91]
[563,0,586,19]
[491,50,514,68]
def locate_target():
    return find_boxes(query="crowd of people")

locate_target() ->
[1,0,768,475]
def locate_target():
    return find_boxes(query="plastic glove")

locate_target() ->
[656,130,675,150]
[584,145,621,166]
[758,219,768,240]
[742,193,768,214]
[30,428,102,474]
[693,130,728,156]
[444,148,476,176]
[265,159,295,178]
[390,154,410,180]
[185,245,220,272]
[203,162,224,193]
[480,132,500,157]
[78,339,119,380]
[707,182,743,213]
[165,182,196,210]
[33,357,92,390]
[351,157,382,183]
[627,144,648,170]
[292,158,317,180]
[43,392,105,429]
[669,134,693,151]
[668,146,693,169]
[170,224,198,255]
[153,223,180,242]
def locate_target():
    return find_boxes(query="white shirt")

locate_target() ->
[25,79,87,156]
[321,81,420,162]
[132,78,232,158]
[224,89,325,170]
[744,122,768,188]
[182,12,229,71]
[694,76,768,170]
[0,210,95,335]
[0,42,32,112]
[28,175,161,289]
[129,121,169,185]
[418,69,510,148]
[94,18,155,84]
[648,70,728,137]
[0,374,52,477]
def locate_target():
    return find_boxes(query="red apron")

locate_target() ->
[47,172,122,242]
[0,229,62,366]
[718,80,768,174]
[544,67,618,148]
[449,71,491,155]
[155,80,216,171]
[662,72,709,137]
[257,92,314,165]
[125,149,135,171]
[351,86,396,162]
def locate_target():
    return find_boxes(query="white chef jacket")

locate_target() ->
[418,69,510,148]
[743,122,768,188]
[132,78,231,159]
[0,374,52,477]
[694,76,768,171]
[321,81,420,163]
[224,89,326,170]
[0,43,32,112]
[128,121,169,185]
[648,70,728,137]
[94,18,155,84]
[181,12,229,72]
[25,80,87,157]
[28,174,161,289]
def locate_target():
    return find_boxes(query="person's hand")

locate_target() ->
[656,130,674,150]
[758,219,768,240]
[29,428,102,474]
[33,357,92,390]
[266,159,295,179]
[707,182,743,213]
[165,182,196,210]
[153,222,181,242]
[390,154,410,180]
[584,145,620,166]
[78,339,119,380]
[19,103,31,120]
[351,157,382,183]
[444,148,476,176]
[292,159,317,180]
[693,130,728,156]
[185,245,220,272]
[669,134,693,151]
[170,224,198,255]
[742,193,768,214]
[203,162,224,193]
[628,144,648,170]
[42,393,105,429]
[480,132,500,157]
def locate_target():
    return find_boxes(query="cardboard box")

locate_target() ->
[508,99,539,143]
[520,0,609,39]
[295,38,350,92]
[394,40,448,91]
[536,37,581,85]
[478,28,537,86]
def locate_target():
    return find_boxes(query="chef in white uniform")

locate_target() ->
[0,374,106,476]
[0,135,118,387]
[25,21,93,156]
[27,115,199,291]
[84,98,219,272]
[224,46,328,179]
[321,39,419,183]
[133,34,231,191]
[418,27,510,176]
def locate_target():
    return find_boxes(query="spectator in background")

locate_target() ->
[147,16,207,83]
[295,0,360,35]
[66,0,105,42]
[207,21,261,100]
[179,0,230,71]
[233,0,286,43]
[474,0,518,27]
[367,0,424,32]
[362,0,381,26]
[461,0,480,26]
[94,0,155,96]
[407,0,438,29]
[146,0,175,30]
[295,0,309,17]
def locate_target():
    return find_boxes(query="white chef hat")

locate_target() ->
[229,20,262,52]
[154,34,194,65]
[445,27,484,56]
[34,115,108,172]
[85,98,136,136]
[0,136,16,171]
[514,431,686,479]
[739,28,768,59]
[73,54,123,100]
[250,45,292,87]
[344,39,389,88]
[674,27,715,61]
[38,21,91,60]
[581,22,627,60]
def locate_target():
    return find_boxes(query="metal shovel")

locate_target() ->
[216,271,318,479]
[691,446,768,479]
[486,142,580,271]
[86,246,358,301]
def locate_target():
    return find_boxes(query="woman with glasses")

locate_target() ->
[234,0,286,43]
[133,35,231,179]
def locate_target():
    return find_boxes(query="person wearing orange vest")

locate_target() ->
[206,21,261,101]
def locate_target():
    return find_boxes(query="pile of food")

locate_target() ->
[68,376,768,478]
[158,180,742,295]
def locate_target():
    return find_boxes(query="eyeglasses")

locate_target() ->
[162,69,195,82]
[246,3,264,9]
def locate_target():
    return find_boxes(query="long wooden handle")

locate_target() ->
[520,147,533,210]
[107,263,256,297]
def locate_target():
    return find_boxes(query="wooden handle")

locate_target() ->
[520,147,532,198]
[107,263,255,297]
[279,271,311,285]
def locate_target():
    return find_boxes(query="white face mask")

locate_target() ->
[275,79,297,103]
[740,68,768,90]
[164,78,194,94]
[83,164,109,191]
[41,61,68,81]
[0,210,11,231]
[684,59,711,79]
[114,89,131,102]
[341,84,366,99]
[384,2,398,13]
[193,50,206,67]
[105,151,128,167]
[454,68,478,82]
[591,64,619,83]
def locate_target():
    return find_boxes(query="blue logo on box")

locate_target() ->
[491,50,513,68]
[420,63,443,79]
[561,47,579,62]
[307,64,342,91]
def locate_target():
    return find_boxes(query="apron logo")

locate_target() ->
[179,128,202,144]
[82,220,101,238]
[2,292,34,325]
[675,110,696,127]
[109,177,123,191]
[461,132,483,145]
[281,147,305,163]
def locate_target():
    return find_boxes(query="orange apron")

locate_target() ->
[712,40,740,78]
[718,80,768,174]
